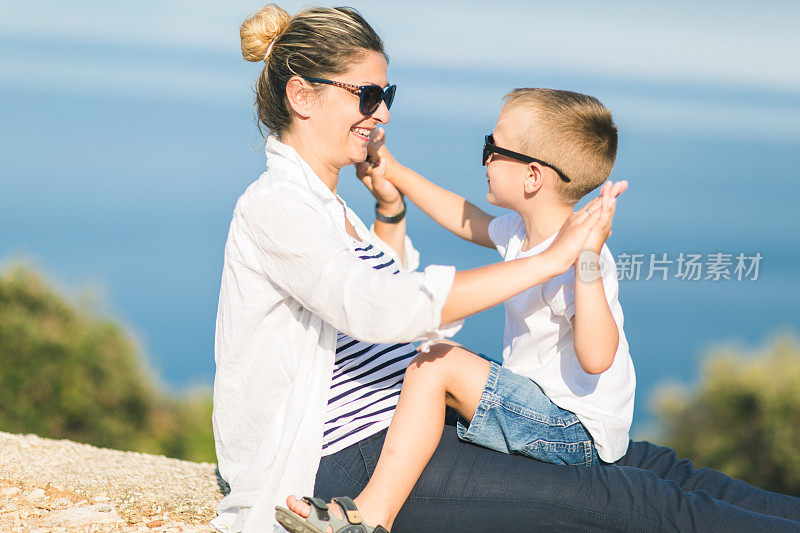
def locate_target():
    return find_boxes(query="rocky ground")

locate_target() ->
[0,431,228,532]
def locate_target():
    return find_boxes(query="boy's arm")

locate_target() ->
[571,263,619,375]
[358,128,496,249]
[389,162,495,249]
[571,181,625,374]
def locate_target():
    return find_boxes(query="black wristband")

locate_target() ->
[375,201,406,223]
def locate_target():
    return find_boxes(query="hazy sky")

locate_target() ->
[2,1,799,140]
[3,1,799,89]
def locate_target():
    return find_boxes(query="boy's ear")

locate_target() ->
[285,76,315,119]
[524,163,545,194]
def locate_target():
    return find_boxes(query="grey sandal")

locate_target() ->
[275,496,390,533]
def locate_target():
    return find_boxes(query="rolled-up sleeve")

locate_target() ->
[369,225,420,273]
[240,184,461,345]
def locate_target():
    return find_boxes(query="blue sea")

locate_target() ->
[2,59,799,436]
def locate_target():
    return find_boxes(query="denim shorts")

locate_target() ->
[456,361,598,466]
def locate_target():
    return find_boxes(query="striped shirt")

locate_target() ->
[321,242,418,455]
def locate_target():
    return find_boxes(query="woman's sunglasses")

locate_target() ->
[482,134,571,183]
[302,76,397,116]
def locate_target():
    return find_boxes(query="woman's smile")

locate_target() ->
[350,126,373,141]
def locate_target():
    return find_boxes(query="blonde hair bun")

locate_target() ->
[240,4,292,62]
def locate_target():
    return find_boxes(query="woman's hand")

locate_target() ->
[541,181,625,275]
[355,128,403,211]
[542,198,603,275]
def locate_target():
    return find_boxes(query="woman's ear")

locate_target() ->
[285,76,315,119]
[524,163,544,194]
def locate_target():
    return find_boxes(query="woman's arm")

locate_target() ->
[244,185,456,344]
[440,195,606,324]
[245,182,615,343]
[355,153,408,263]
[373,197,407,262]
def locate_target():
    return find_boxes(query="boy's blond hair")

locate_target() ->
[502,88,617,204]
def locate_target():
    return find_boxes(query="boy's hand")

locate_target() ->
[361,127,399,178]
[584,180,628,253]
[354,128,403,209]
[366,126,388,164]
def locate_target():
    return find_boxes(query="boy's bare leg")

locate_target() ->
[352,342,491,530]
[283,343,489,532]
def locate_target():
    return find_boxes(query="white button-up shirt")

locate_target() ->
[211,136,460,532]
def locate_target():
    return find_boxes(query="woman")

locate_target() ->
[212,5,800,532]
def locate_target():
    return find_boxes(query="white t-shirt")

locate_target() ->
[488,213,636,462]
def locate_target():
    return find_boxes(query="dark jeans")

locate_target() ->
[314,415,800,532]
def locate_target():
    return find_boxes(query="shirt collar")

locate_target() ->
[517,231,558,257]
[265,135,338,203]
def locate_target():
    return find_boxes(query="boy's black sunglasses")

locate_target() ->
[302,76,397,116]
[482,134,571,183]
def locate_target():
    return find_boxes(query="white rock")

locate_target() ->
[39,505,126,528]
[27,488,46,500]
[1,487,21,497]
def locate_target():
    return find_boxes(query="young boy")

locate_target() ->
[282,89,634,532]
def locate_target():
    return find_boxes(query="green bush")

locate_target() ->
[654,335,800,496]
[0,263,215,462]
